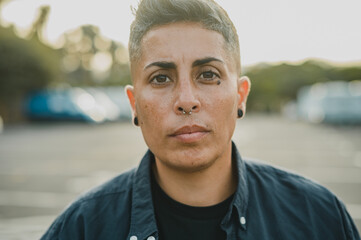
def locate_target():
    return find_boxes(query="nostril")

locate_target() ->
[178,107,183,111]
[192,106,197,110]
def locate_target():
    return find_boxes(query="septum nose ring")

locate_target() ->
[182,109,192,115]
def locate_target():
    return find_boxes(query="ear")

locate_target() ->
[125,85,136,117]
[237,76,251,111]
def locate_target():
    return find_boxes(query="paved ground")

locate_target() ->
[0,114,360,239]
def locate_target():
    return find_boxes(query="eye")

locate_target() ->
[150,74,171,85]
[198,71,220,82]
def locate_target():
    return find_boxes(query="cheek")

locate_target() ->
[205,89,238,138]
[206,91,237,118]
[136,93,169,127]
[136,98,163,148]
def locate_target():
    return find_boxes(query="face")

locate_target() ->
[127,22,250,172]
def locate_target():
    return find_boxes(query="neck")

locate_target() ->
[153,143,236,207]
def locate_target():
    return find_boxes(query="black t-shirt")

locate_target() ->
[152,175,233,240]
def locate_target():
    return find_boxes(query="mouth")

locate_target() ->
[169,125,210,143]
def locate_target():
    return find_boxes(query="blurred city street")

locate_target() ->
[0,114,360,239]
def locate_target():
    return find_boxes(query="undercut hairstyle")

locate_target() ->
[129,0,241,74]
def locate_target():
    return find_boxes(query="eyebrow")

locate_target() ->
[144,57,224,70]
[192,57,224,67]
[144,61,176,70]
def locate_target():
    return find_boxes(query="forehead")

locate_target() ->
[134,22,232,69]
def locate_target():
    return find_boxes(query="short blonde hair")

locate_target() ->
[129,0,241,74]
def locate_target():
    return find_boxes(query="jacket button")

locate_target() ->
[147,237,155,240]
[130,236,138,240]
[240,217,246,225]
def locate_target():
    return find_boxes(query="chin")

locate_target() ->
[159,150,218,173]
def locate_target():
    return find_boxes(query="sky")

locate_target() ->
[2,0,361,66]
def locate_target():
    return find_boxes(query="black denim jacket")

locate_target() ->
[41,143,360,240]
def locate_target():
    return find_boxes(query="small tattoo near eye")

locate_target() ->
[217,80,221,85]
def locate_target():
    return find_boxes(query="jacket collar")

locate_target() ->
[127,150,158,240]
[127,142,249,239]
[222,142,249,231]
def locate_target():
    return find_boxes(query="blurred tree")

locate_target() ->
[60,25,131,86]
[245,60,361,112]
[28,5,50,41]
[0,6,62,123]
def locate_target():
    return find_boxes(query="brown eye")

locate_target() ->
[199,71,219,81]
[150,74,171,84]
[202,71,215,79]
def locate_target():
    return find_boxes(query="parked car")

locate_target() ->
[99,87,132,120]
[297,80,361,124]
[25,87,132,123]
[25,88,105,123]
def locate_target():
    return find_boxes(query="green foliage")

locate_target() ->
[245,60,361,112]
[0,26,62,96]
[0,26,62,122]
[61,25,131,87]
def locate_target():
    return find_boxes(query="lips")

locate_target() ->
[170,125,210,143]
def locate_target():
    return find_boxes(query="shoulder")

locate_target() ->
[244,158,331,197]
[41,168,137,239]
[243,159,361,239]
[77,167,136,202]
[243,158,339,218]
[70,167,137,212]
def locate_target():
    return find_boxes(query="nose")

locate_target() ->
[174,80,201,115]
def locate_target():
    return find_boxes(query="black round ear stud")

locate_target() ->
[133,117,139,126]
[237,109,243,118]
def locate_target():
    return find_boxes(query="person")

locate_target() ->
[41,0,360,239]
